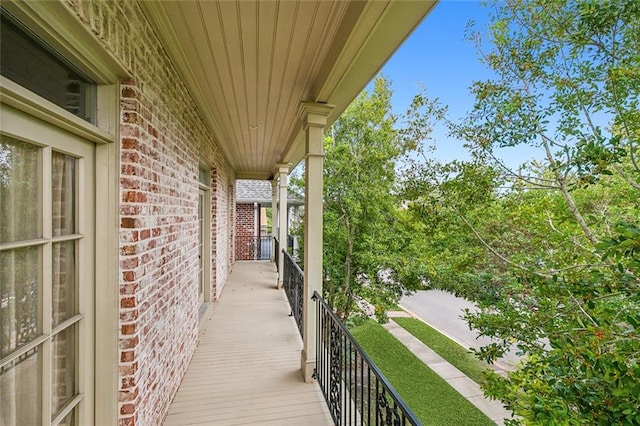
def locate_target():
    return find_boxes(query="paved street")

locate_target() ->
[400,290,520,370]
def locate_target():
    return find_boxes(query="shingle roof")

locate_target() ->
[235,180,303,205]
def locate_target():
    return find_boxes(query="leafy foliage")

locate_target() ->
[401,0,640,423]
[321,76,430,321]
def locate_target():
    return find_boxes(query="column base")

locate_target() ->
[300,350,315,383]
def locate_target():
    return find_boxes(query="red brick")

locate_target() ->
[120,350,135,363]
[118,417,135,426]
[120,297,136,309]
[121,323,136,335]
[122,138,138,150]
[121,218,136,229]
[122,271,136,282]
[121,377,136,389]
[121,87,137,99]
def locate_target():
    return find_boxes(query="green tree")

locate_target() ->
[404,0,639,423]
[321,76,427,321]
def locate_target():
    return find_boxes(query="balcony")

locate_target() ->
[163,261,333,425]
[164,258,419,425]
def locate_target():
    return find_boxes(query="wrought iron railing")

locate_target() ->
[236,235,272,260]
[313,291,421,426]
[275,234,296,269]
[283,249,304,337]
[280,254,418,425]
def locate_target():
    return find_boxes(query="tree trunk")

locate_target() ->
[341,221,355,321]
[542,137,598,246]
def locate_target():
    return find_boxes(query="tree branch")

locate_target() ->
[568,292,599,327]
[611,163,640,190]
[451,205,549,278]
[540,133,599,246]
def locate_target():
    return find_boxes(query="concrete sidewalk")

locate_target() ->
[400,290,520,370]
[384,315,512,425]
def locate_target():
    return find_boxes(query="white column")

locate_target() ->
[299,102,334,382]
[254,202,259,237]
[277,163,290,288]
[271,179,278,262]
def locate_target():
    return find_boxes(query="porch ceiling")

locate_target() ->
[140,0,437,179]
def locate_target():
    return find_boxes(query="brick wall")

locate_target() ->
[63,1,234,424]
[229,184,235,267]
[211,169,233,299]
[235,204,256,260]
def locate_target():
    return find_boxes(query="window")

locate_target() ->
[0,11,97,123]
[1,128,94,425]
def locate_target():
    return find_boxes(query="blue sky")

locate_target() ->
[379,1,539,167]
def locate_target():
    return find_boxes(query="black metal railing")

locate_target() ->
[313,291,421,426]
[236,235,272,260]
[283,249,304,337]
[274,235,296,270]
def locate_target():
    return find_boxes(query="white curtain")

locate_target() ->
[1,138,77,424]
[51,151,77,416]
[1,135,41,426]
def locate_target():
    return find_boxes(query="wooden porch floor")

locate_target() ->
[163,261,333,425]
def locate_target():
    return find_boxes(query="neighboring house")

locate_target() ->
[234,179,302,260]
[0,1,436,425]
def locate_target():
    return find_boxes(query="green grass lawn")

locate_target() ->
[350,320,494,426]
[393,317,492,385]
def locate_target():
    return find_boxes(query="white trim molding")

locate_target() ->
[1,77,116,145]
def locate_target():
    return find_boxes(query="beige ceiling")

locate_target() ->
[140,0,437,179]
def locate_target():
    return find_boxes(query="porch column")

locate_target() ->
[300,102,334,382]
[271,179,278,262]
[277,163,290,288]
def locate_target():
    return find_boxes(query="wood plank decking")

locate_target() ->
[163,261,333,426]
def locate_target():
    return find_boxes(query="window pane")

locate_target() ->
[52,241,76,326]
[0,346,42,425]
[52,152,76,237]
[198,168,209,186]
[0,13,97,123]
[0,247,40,358]
[0,135,40,243]
[51,326,76,416]
[57,409,76,426]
